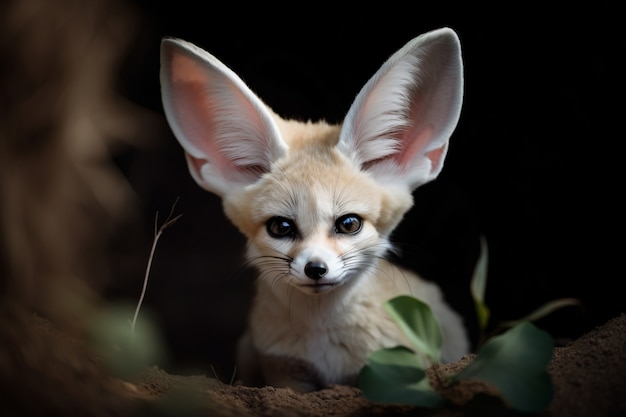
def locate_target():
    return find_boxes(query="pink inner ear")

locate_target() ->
[395,125,434,167]
[171,50,209,85]
[187,152,206,174]
[171,81,228,171]
[169,51,232,173]
[425,144,446,173]
[391,88,447,177]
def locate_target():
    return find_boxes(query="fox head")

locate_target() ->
[160,28,463,295]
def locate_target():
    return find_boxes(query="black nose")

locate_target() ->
[304,261,328,280]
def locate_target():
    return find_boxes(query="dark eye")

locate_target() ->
[266,216,297,239]
[335,214,362,235]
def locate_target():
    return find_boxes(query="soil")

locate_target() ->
[1,300,624,417]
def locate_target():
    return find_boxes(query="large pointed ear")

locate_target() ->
[160,38,287,196]
[337,27,463,190]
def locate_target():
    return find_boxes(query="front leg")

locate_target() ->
[237,331,323,392]
[259,353,325,393]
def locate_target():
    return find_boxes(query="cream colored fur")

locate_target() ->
[160,27,469,392]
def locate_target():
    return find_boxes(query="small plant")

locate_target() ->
[471,236,580,346]
[130,197,182,335]
[359,236,579,412]
[87,198,181,379]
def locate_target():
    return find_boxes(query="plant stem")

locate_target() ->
[130,198,181,335]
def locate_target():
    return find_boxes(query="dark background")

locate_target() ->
[63,4,623,378]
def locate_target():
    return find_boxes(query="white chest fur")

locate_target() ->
[246,261,468,386]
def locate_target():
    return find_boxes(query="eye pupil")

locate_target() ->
[267,216,296,238]
[335,214,362,234]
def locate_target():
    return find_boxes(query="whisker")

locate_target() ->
[340,241,415,295]
[244,253,294,291]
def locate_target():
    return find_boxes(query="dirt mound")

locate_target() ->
[2,301,624,417]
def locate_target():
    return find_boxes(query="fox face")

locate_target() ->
[160,27,468,391]
[226,131,413,295]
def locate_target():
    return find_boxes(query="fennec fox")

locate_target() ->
[160,27,469,392]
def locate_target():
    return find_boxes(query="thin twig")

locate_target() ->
[130,197,182,335]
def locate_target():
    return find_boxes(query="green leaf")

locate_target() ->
[88,303,167,379]
[470,235,490,331]
[499,298,582,328]
[455,321,554,413]
[384,295,442,365]
[359,346,443,408]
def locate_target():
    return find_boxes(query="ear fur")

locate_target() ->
[338,27,463,190]
[160,38,287,196]
[160,28,462,195]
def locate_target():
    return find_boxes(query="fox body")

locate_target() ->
[160,27,469,392]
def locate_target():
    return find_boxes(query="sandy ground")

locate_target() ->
[1,299,624,417]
